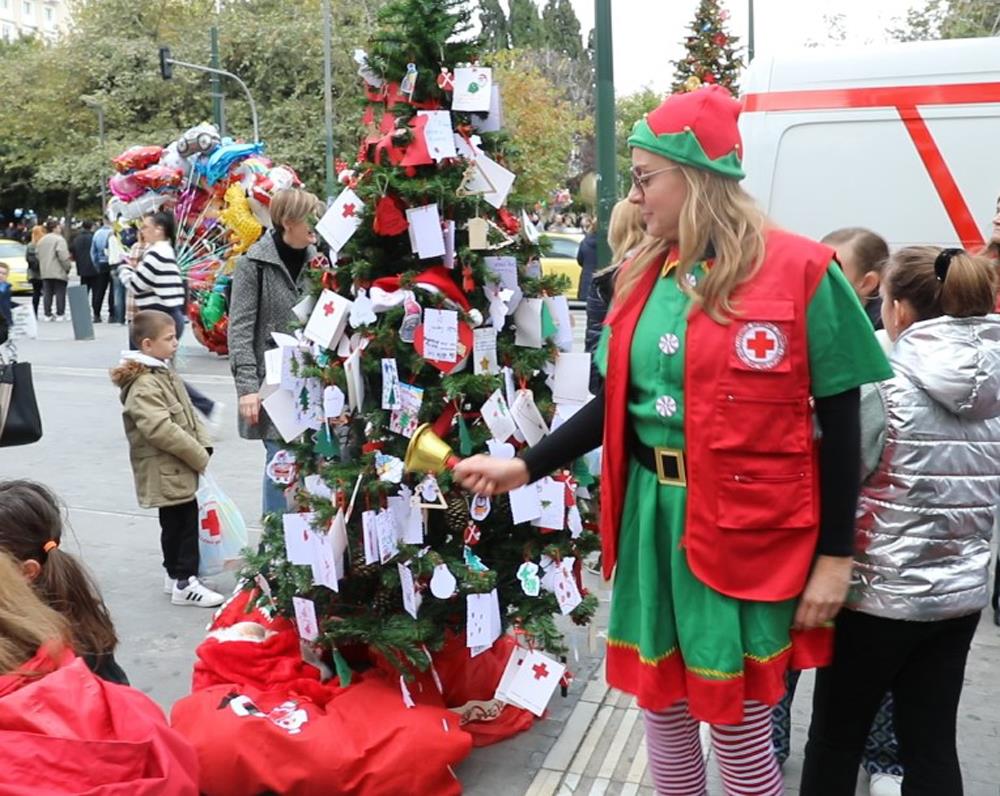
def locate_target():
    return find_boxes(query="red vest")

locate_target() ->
[601,230,833,601]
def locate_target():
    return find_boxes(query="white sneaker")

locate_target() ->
[163,573,174,595]
[45,315,56,322]
[869,773,903,796]
[171,576,225,608]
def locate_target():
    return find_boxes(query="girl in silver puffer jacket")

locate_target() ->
[801,246,1000,796]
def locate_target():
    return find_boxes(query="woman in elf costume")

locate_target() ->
[454,86,891,794]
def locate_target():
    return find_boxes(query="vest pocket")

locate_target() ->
[710,394,810,454]
[716,469,813,530]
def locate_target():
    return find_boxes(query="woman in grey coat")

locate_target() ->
[227,188,323,518]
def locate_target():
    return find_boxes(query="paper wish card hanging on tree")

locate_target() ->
[452,66,493,112]
[316,187,363,254]
[304,290,352,350]
[406,204,447,259]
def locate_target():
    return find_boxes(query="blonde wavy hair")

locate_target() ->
[0,551,69,676]
[613,163,767,322]
[608,199,646,267]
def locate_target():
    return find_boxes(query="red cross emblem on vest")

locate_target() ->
[735,322,787,370]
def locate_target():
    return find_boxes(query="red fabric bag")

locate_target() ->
[172,673,471,796]
[0,649,199,796]
[370,633,536,747]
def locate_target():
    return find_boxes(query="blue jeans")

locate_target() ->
[262,440,288,519]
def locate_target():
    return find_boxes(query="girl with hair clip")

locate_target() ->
[0,479,127,684]
[0,549,199,794]
[801,247,1000,796]
[454,86,891,794]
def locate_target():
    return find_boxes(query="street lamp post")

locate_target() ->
[82,97,106,214]
[159,49,260,144]
[594,0,617,270]
[323,0,335,204]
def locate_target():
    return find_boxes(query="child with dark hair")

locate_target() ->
[0,549,200,793]
[822,227,890,331]
[802,246,1000,795]
[110,309,223,608]
[0,479,126,684]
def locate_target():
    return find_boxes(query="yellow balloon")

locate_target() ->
[219,184,263,255]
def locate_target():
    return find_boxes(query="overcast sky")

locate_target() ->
[504,1,921,95]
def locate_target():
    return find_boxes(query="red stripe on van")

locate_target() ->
[742,82,1000,112]
[742,83,996,248]
[896,105,984,249]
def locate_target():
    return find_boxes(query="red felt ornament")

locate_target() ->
[400,114,434,168]
[496,208,521,236]
[463,521,481,546]
[703,73,717,84]
[462,264,475,294]
[373,194,409,236]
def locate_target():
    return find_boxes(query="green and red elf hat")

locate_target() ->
[627,84,745,181]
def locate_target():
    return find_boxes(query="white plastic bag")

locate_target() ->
[197,471,249,577]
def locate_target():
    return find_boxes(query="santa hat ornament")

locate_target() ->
[627,84,745,181]
[370,265,472,313]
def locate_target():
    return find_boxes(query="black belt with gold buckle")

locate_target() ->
[628,429,687,486]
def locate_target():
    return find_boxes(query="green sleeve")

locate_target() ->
[807,262,893,398]
[594,325,610,378]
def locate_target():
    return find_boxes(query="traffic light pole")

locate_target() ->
[594,0,617,270]
[210,27,226,136]
[160,50,259,144]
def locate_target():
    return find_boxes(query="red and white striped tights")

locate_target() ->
[643,700,783,796]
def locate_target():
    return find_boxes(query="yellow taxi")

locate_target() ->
[0,239,31,294]
[539,232,583,298]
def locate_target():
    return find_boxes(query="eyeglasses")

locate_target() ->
[630,165,679,195]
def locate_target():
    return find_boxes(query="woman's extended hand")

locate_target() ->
[239,392,261,426]
[452,455,530,497]
[793,555,854,630]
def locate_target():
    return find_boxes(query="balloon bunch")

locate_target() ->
[107,124,304,356]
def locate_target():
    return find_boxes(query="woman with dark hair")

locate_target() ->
[119,212,220,424]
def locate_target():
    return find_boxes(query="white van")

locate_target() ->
[739,37,1000,250]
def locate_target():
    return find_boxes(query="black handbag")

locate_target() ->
[0,361,42,447]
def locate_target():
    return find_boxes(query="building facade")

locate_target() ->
[0,0,69,42]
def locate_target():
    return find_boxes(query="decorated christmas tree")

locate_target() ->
[243,0,600,681]
[671,0,743,94]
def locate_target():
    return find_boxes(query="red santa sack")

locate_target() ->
[0,650,199,796]
[171,672,471,796]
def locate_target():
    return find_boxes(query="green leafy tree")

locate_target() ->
[889,0,1000,40]
[244,0,599,674]
[0,0,388,217]
[488,49,592,203]
[541,0,583,59]
[615,88,661,192]
[508,0,545,50]
[478,0,509,50]
[670,0,743,94]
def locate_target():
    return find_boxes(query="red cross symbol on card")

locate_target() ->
[323,301,335,317]
[342,203,357,218]
[747,330,776,359]
[532,662,549,680]
[201,509,221,538]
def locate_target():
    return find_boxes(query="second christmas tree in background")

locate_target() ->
[671,0,744,93]
[243,0,600,694]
